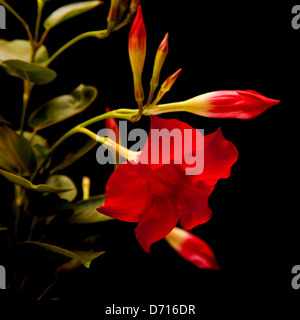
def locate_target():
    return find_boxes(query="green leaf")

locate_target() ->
[0,59,57,85]
[28,84,97,131]
[0,39,49,64]
[0,169,73,193]
[0,125,37,175]
[22,131,49,166]
[50,139,97,174]
[68,195,113,224]
[46,175,77,202]
[22,241,105,268]
[43,1,103,30]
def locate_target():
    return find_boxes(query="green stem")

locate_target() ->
[44,30,109,67]
[37,278,59,300]
[0,0,33,43]
[31,109,138,182]
[34,2,44,43]
[20,80,32,137]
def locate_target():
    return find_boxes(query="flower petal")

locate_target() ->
[98,162,152,222]
[140,115,203,173]
[193,128,238,186]
[178,180,212,230]
[135,196,179,252]
[165,227,220,270]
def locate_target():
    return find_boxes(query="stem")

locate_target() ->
[37,28,50,47]
[144,101,187,115]
[0,0,33,43]
[44,30,109,67]
[77,127,139,162]
[34,2,44,43]
[31,126,79,182]
[20,80,32,137]
[37,278,59,300]
[13,185,26,239]
[31,109,138,182]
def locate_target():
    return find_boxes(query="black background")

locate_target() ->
[0,0,297,315]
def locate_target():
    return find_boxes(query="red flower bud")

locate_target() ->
[165,228,220,270]
[128,5,146,105]
[148,90,279,119]
[151,33,169,86]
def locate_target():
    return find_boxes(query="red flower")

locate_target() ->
[147,90,279,119]
[98,116,238,252]
[165,227,220,270]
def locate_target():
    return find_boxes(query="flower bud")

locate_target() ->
[129,0,139,13]
[148,68,182,107]
[165,227,220,270]
[146,90,280,119]
[107,0,120,31]
[151,33,169,88]
[82,176,91,200]
[128,5,146,107]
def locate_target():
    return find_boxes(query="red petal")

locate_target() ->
[178,181,212,230]
[98,163,152,222]
[135,196,179,252]
[165,228,220,270]
[193,128,238,186]
[140,115,203,171]
[129,5,146,39]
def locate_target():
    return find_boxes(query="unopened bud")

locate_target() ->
[151,33,169,87]
[149,68,182,106]
[82,176,91,200]
[107,0,120,30]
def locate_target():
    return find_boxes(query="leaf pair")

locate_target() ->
[0,39,56,84]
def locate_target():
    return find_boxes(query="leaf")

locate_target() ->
[28,84,97,131]
[22,241,105,268]
[46,175,77,202]
[0,59,57,85]
[0,125,37,175]
[43,1,103,30]
[0,169,73,193]
[22,131,49,164]
[50,139,97,174]
[28,194,75,217]
[68,195,113,224]
[0,39,49,64]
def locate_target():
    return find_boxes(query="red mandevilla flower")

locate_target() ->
[147,90,280,119]
[98,115,238,252]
